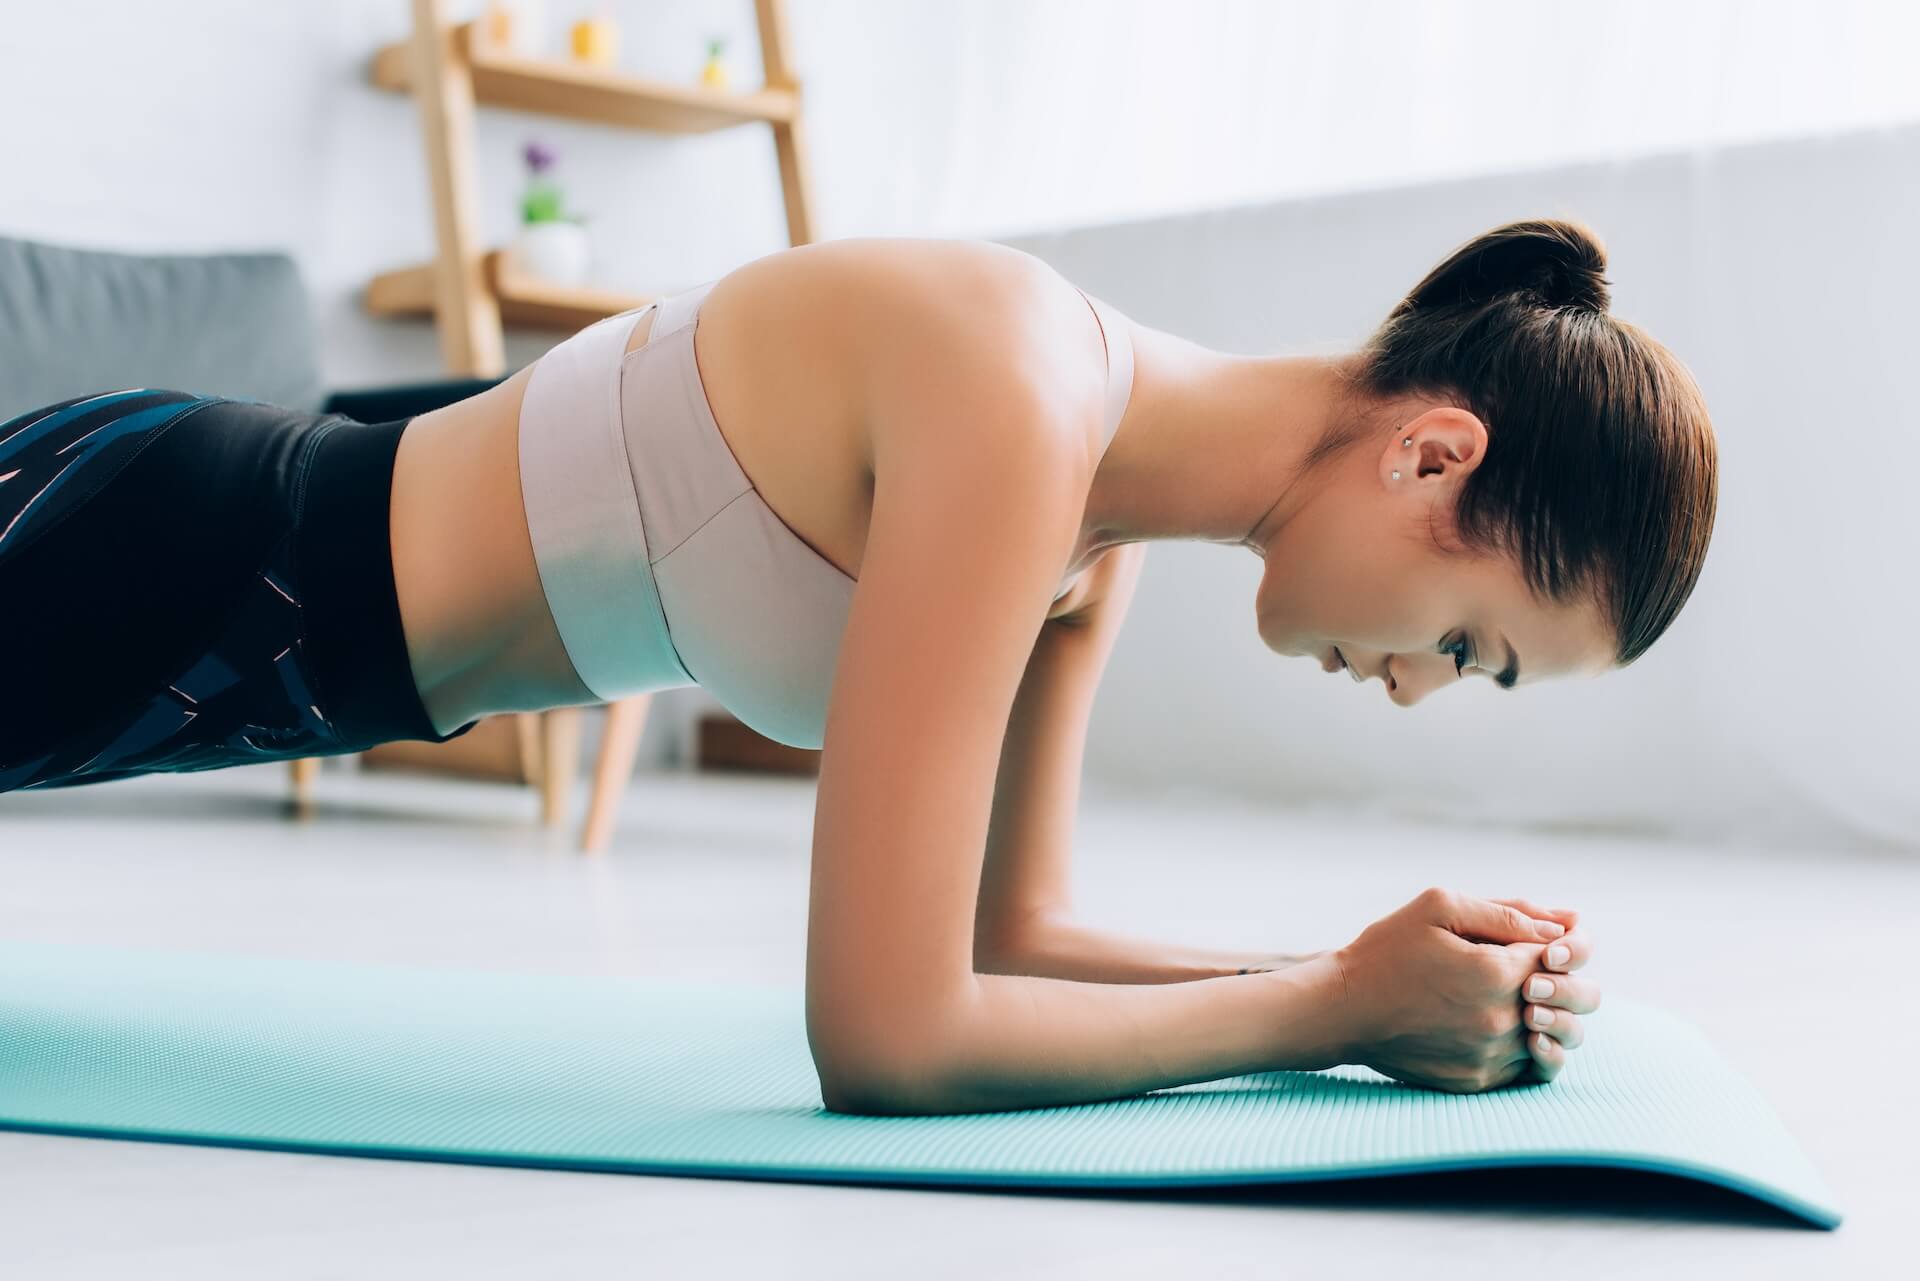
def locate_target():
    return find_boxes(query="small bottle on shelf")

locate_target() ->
[569,4,619,67]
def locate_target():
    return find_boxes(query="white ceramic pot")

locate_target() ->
[512,220,591,286]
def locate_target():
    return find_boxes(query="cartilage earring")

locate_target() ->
[1391,470,1402,480]
[1402,438,1412,447]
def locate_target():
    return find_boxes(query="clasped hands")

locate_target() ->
[1331,886,1601,1092]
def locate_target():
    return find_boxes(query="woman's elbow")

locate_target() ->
[809,1011,973,1115]
[817,1066,940,1116]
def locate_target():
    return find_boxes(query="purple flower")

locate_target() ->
[524,140,557,174]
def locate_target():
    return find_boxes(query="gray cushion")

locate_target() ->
[0,235,326,420]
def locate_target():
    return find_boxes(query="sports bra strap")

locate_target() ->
[650,278,721,338]
[1076,288,1135,453]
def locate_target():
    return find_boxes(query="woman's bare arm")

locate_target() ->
[980,922,1328,983]
[805,280,1355,1113]
[968,539,1138,968]
[971,542,1326,985]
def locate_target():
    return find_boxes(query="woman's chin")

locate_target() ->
[1259,632,1346,674]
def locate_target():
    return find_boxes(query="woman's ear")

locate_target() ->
[1381,407,1488,490]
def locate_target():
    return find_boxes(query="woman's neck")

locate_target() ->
[1082,329,1359,559]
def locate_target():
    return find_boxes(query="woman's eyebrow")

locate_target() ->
[1495,633,1520,690]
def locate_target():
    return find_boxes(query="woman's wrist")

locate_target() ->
[1232,947,1329,976]
[1253,952,1354,1072]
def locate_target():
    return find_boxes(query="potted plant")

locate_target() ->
[510,140,590,285]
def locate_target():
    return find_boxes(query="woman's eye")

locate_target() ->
[1447,636,1472,675]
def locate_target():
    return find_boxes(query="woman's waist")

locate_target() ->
[386,375,610,726]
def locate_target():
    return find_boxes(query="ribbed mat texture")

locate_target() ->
[0,942,1839,1227]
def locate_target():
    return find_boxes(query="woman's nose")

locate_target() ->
[1384,654,1450,707]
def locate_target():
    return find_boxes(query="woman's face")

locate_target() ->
[1254,407,1616,706]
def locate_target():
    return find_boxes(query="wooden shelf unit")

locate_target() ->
[315,0,819,849]
[362,0,815,374]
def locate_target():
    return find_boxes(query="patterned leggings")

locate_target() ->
[0,389,472,794]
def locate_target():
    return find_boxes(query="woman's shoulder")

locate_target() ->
[714,234,1076,321]
[709,237,1111,469]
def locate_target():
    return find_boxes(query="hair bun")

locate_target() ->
[1399,217,1611,317]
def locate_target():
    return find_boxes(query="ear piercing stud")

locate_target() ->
[1391,470,1401,480]
[1403,438,1412,446]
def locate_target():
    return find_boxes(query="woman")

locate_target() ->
[0,219,1716,1113]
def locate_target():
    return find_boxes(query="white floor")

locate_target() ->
[0,764,1909,1279]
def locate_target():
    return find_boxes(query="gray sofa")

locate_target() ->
[0,233,503,428]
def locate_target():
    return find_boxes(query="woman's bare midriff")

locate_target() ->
[387,240,1113,736]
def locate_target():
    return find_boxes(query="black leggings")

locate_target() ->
[0,389,475,794]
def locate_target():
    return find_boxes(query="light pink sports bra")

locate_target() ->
[517,276,1135,748]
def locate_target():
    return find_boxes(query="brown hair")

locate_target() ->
[1325,217,1718,666]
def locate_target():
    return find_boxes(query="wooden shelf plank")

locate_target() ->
[370,21,798,134]
[365,249,654,332]
[365,262,436,316]
[485,251,653,329]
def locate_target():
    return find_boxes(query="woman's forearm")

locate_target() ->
[816,955,1352,1115]
[977,915,1327,984]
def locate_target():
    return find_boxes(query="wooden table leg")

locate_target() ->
[288,757,320,815]
[581,693,652,854]
[538,706,582,828]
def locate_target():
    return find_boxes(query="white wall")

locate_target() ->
[3,1,1914,846]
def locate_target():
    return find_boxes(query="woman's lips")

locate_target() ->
[1323,645,1347,674]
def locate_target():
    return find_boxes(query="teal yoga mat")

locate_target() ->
[0,941,1839,1228]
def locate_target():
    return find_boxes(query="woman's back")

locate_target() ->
[388,238,1126,737]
